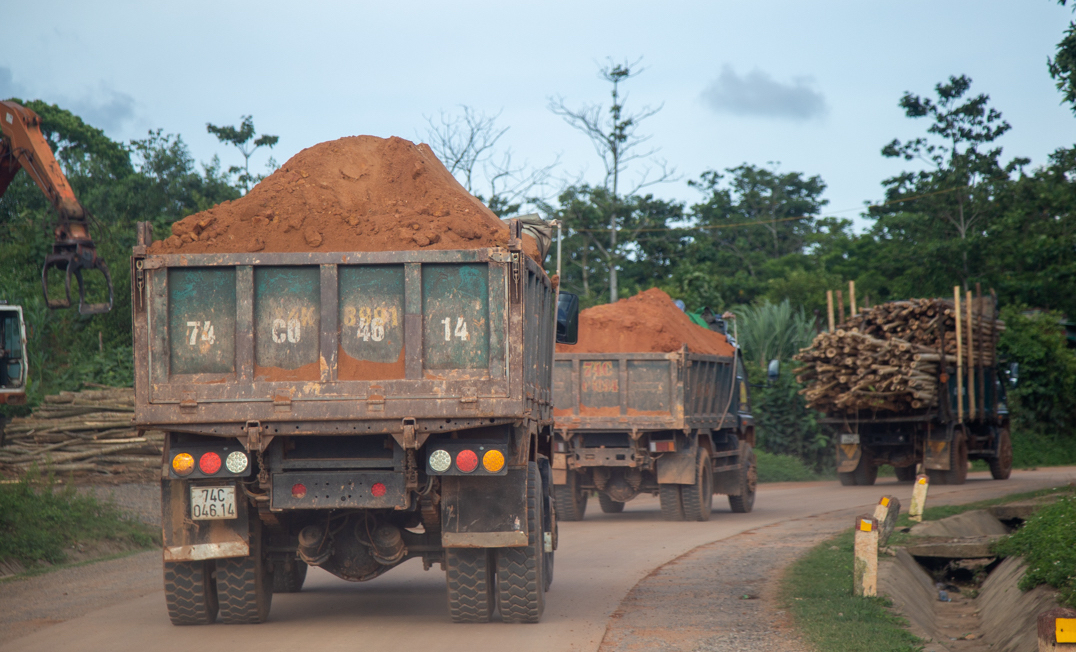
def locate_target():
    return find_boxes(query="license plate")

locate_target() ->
[190,485,237,520]
[840,434,860,445]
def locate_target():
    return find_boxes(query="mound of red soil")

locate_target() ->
[557,288,735,356]
[148,135,539,260]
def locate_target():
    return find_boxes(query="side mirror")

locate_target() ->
[1009,361,1019,387]
[556,292,579,345]
[767,359,780,383]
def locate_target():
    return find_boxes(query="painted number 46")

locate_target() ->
[441,317,469,341]
[186,321,216,345]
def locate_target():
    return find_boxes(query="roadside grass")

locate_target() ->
[0,469,159,575]
[782,528,923,652]
[994,492,1076,608]
[756,450,829,482]
[782,484,1075,651]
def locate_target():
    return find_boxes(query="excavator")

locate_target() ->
[0,100,114,315]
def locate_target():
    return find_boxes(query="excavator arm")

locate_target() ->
[0,101,113,315]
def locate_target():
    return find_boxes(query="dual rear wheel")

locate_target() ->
[446,461,553,623]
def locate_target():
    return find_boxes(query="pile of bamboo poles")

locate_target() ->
[799,284,1004,416]
[843,298,1002,365]
[0,387,162,477]
[794,331,941,412]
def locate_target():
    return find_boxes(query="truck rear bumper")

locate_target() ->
[270,471,407,510]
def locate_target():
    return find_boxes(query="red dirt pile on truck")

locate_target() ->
[557,288,735,356]
[148,135,539,260]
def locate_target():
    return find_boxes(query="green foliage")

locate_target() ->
[997,306,1076,436]
[1050,1,1076,114]
[1011,427,1076,468]
[994,494,1076,607]
[747,362,832,472]
[733,298,816,367]
[755,450,824,482]
[205,115,279,193]
[782,528,924,652]
[0,471,158,569]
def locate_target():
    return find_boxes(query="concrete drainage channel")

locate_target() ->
[879,497,1062,652]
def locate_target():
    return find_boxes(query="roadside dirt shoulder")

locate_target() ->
[598,512,852,652]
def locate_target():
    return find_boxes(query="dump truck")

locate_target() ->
[551,344,757,521]
[132,219,577,625]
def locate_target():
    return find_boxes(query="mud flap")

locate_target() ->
[162,479,250,562]
[836,437,862,473]
[713,468,740,495]
[924,439,952,471]
[656,448,697,485]
[551,452,567,485]
[441,467,528,548]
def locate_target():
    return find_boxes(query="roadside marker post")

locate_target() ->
[853,515,879,597]
[873,495,901,547]
[909,475,929,522]
[1038,607,1076,650]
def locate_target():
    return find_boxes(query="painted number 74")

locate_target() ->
[441,317,469,341]
[186,321,216,345]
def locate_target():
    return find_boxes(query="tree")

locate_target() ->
[874,75,1019,289]
[205,115,279,193]
[549,59,675,302]
[424,107,557,217]
[1050,1,1076,113]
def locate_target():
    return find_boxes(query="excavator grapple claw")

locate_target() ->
[41,244,114,316]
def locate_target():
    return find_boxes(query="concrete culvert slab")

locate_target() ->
[908,509,1009,537]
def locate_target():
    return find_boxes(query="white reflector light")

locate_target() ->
[429,449,452,473]
[225,450,249,474]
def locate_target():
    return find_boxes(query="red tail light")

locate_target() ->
[292,483,307,498]
[371,482,387,497]
[198,452,222,474]
[456,449,478,473]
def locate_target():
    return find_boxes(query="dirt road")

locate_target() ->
[3,468,1074,652]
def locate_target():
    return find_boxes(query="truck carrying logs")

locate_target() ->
[551,289,757,521]
[794,293,1011,487]
[134,136,576,626]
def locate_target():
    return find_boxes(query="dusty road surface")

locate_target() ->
[3,467,1074,652]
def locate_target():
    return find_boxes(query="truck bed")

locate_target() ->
[552,349,739,433]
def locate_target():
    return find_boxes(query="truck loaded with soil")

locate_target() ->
[132,135,575,625]
[551,289,758,521]
[794,294,1011,486]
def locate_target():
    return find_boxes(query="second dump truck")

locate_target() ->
[551,341,757,521]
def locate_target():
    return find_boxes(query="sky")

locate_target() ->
[3,1,1074,230]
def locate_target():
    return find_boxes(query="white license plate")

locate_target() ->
[190,485,237,520]
[840,434,860,445]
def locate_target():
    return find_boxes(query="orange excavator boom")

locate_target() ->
[0,101,113,315]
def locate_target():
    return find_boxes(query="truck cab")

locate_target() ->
[0,301,27,406]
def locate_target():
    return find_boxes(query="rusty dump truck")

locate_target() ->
[132,220,576,625]
[551,345,757,521]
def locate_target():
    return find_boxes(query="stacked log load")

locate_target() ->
[0,387,162,477]
[793,298,1003,414]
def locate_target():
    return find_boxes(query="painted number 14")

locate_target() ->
[442,317,469,341]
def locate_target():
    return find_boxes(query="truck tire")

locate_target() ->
[838,449,877,486]
[163,560,218,625]
[272,558,307,593]
[989,428,1012,480]
[597,492,626,514]
[658,484,685,521]
[894,465,918,483]
[554,471,588,521]
[728,444,757,514]
[681,448,714,521]
[930,433,968,486]
[445,548,495,622]
[496,461,545,623]
[216,524,273,624]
